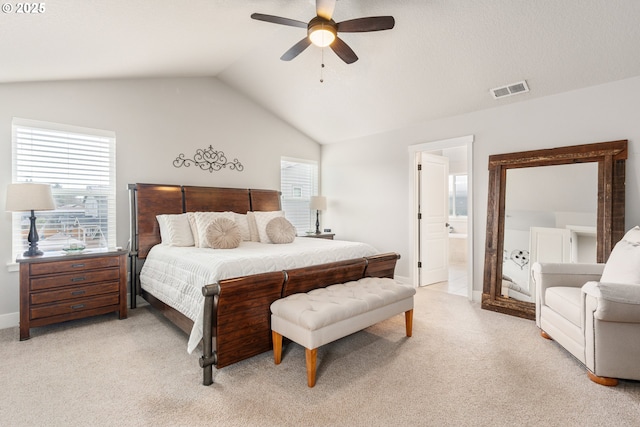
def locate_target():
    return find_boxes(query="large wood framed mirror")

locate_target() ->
[483,140,627,319]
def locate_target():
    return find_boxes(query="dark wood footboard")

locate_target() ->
[282,258,367,297]
[364,253,402,279]
[199,252,400,385]
[208,271,285,370]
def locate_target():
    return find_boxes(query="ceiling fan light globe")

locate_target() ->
[309,27,336,47]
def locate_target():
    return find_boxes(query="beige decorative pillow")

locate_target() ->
[253,210,285,243]
[194,211,235,248]
[266,217,297,244]
[204,218,241,249]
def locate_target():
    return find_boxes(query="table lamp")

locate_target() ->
[6,183,56,257]
[309,196,327,234]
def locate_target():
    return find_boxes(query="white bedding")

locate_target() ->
[139,238,378,353]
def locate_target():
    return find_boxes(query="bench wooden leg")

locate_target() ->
[305,348,317,387]
[405,309,414,337]
[272,331,283,364]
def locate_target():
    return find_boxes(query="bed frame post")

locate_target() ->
[128,184,139,309]
[200,282,220,385]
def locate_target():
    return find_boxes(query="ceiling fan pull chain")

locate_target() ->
[320,48,325,83]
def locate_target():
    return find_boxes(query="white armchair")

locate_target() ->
[532,226,640,386]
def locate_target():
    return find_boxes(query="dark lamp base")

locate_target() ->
[25,210,44,257]
[23,248,44,257]
[315,210,321,234]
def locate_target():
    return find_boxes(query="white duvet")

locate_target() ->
[139,238,378,353]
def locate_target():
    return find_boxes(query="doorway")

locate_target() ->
[408,135,474,300]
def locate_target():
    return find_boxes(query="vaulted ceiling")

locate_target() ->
[3,1,640,144]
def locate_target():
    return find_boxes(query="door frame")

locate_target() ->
[408,135,474,300]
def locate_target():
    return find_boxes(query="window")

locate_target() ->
[280,157,318,234]
[11,118,116,259]
[449,174,468,216]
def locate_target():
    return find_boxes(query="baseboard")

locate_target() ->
[0,312,19,330]
[472,290,482,303]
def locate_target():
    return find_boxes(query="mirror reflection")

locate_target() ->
[501,163,598,302]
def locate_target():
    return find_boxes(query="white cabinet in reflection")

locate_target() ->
[503,225,597,303]
[529,227,571,265]
[530,225,597,266]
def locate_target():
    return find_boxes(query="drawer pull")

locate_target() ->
[71,304,85,310]
[70,277,86,282]
[71,290,86,296]
[71,263,86,268]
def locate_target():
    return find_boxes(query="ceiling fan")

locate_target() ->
[251,0,395,64]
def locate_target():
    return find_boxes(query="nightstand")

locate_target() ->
[17,248,128,340]
[301,233,335,240]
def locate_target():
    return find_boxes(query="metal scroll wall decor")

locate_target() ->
[173,145,244,173]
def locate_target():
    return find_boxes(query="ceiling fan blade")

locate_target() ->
[330,37,358,64]
[251,13,307,28]
[281,37,313,61]
[337,16,395,32]
[316,0,336,20]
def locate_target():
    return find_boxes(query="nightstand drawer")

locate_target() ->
[30,282,120,305]
[30,268,120,291]
[30,294,120,320]
[29,256,121,276]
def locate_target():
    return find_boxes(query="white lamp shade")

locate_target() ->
[309,196,327,211]
[6,183,56,212]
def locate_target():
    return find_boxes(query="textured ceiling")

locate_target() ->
[2,0,640,144]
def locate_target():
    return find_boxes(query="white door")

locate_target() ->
[419,153,449,286]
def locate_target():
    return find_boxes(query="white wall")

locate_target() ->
[322,76,640,294]
[321,137,409,264]
[506,162,598,214]
[0,77,320,327]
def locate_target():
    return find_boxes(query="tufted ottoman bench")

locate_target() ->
[270,277,416,387]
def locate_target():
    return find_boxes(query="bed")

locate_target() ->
[128,183,401,385]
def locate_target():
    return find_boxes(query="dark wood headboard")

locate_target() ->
[128,183,282,260]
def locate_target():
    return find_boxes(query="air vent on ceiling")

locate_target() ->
[490,80,529,99]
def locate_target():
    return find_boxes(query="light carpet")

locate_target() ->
[1,287,639,426]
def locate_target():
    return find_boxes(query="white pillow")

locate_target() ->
[233,213,251,241]
[246,212,260,242]
[156,214,195,247]
[622,225,640,244]
[186,213,199,247]
[204,218,241,249]
[266,217,297,244]
[252,210,285,243]
[194,211,235,248]
[600,227,640,285]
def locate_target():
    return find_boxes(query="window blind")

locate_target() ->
[280,157,318,234]
[11,118,117,259]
